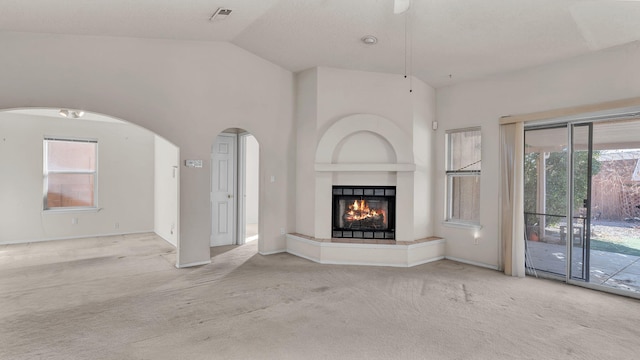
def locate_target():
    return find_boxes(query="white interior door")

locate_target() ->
[211,134,236,246]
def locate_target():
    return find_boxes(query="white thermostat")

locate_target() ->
[185,160,203,168]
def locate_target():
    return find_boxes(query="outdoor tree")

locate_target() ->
[524,150,601,223]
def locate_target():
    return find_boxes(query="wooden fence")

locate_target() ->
[591,159,640,220]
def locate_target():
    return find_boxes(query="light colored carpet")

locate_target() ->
[1,233,639,360]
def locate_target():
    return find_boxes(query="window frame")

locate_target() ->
[445,127,481,226]
[43,136,99,212]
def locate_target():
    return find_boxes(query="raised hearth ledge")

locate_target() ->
[285,233,445,268]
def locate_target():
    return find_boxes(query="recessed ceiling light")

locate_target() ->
[361,35,378,45]
[59,109,85,119]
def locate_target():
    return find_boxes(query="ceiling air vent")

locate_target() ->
[209,8,232,21]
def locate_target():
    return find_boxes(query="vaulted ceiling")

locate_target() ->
[2,0,640,87]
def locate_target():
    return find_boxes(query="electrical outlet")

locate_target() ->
[280,227,285,235]
[474,237,480,245]
[71,217,78,225]
[114,222,119,229]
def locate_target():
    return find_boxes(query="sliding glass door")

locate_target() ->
[525,118,640,296]
[524,123,593,281]
[524,126,569,277]
[588,120,640,293]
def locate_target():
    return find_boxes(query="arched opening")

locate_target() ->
[0,107,180,256]
[211,128,260,250]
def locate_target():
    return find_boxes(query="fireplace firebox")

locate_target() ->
[332,186,395,239]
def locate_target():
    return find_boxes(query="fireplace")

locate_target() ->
[332,186,395,239]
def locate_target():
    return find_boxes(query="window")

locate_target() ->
[43,137,97,210]
[446,128,481,224]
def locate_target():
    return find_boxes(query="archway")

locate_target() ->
[0,107,180,254]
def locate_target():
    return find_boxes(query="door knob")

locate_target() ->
[228,194,233,199]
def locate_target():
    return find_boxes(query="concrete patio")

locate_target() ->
[526,240,640,293]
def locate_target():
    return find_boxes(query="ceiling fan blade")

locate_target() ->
[394,0,411,14]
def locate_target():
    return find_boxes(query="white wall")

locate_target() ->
[244,135,259,224]
[0,32,295,266]
[316,67,415,136]
[295,68,319,236]
[0,112,154,244]
[435,41,640,268]
[154,135,179,246]
[411,79,437,240]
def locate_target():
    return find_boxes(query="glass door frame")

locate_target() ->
[567,123,593,282]
[523,121,593,284]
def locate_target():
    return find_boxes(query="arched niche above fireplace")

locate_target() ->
[315,113,415,172]
[332,131,396,164]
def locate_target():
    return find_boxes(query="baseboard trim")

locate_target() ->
[259,249,287,256]
[408,256,446,267]
[285,249,320,263]
[445,256,499,270]
[155,232,177,248]
[0,230,155,245]
[175,259,211,268]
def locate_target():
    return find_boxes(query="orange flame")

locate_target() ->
[345,199,385,223]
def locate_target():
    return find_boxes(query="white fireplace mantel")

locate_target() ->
[311,113,416,241]
[314,163,416,172]
[288,112,444,265]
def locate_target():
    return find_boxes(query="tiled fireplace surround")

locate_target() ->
[286,113,445,267]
